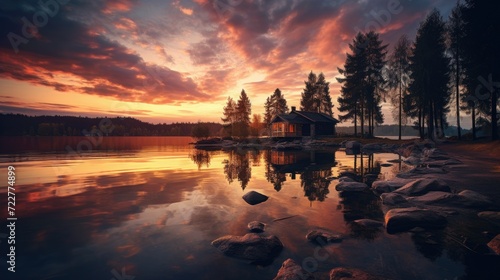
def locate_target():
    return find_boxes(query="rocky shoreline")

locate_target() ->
[209,139,500,279]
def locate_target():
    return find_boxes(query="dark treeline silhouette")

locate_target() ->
[337,0,499,140]
[0,113,222,137]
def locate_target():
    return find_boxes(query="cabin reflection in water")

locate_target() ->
[265,150,337,203]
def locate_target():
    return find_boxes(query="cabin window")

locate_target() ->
[288,124,295,133]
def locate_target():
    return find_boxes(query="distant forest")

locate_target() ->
[0,114,223,137]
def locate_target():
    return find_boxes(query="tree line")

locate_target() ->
[0,114,222,137]
[338,0,498,140]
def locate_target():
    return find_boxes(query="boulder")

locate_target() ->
[407,190,491,208]
[385,207,447,234]
[336,182,368,192]
[394,179,450,196]
[371,179,413,194]
[330,267,388,280]
[212,233,283,263]
[242,191,269,205]
[487,234,500,255]
[273,258,315,280]
[352,219,384,228]
[306,230,343,244]
[478,211,500,224]
[345,141,362,150]
[403,156,422,166]
[338,176,356,182]
[380,193,407,205]
[456,190,492,208]
[248,221,265,233]
[397,167,447,178]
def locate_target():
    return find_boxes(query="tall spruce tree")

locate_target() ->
[235,89,251,138]
[462,0,499,140]
[407,9,450,139]
[221,97,236,136]
[300,71,333,116]
[447,1,466,140]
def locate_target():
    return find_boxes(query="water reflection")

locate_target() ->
[190,149,212,170]
[222,150,252,190]
[264,150,337,203]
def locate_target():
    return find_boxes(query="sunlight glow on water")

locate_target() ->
[0,137,471,280]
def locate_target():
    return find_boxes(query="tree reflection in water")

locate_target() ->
[265,149,337,203]
[223,150,252,190]
[189,149,212,170]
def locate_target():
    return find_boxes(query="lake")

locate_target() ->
[0,136,488,279]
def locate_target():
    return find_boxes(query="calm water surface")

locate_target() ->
[0,136,490,280]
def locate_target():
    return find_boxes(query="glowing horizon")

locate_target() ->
[0,0,462,126]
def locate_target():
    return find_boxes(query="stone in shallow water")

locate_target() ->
[306,230,343,244]
[478,211,500,224]
[335,182,368,192]
[385,207,447,234]
[247,221,265,232]
[406,190,492,208]
[380,193,407,205]
[273,258,315,280]
[242,191,269,205]
[211,233,283,264]
[329,267,388,280]
[394,178,450,196]
[371,179,414,194]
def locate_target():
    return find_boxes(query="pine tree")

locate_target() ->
[300,71,317,112]
[235,89,251,138]
[447,1,466,140]
[271,88,289,116]
[221,97,236,136]
[407,9,450,140]
[387,34,411,140]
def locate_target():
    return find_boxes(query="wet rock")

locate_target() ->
[248,221,265,232]
[457,190,492,208]
[380,193,407,205]
[487,234,500,255]
[273,258,315,280]
[394,179,450,196]
[242,191,269,205]
[338,176,356,183]
[336,182,368,192]
[306,230,343,244]
[345,141,362,150]
[385,207,447,234]
[330,267,388,280]
[211,233,283,264]
[371,179,413,194]
[403,156,422,166]
[478,211,500,224]
[407,190,492,208]
[352,219,384,228]
[397,167,447,178]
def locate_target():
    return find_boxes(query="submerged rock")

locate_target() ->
[306,230,343,244]
[338,176,356,183]
[385,207,447,234]
[273,258,315,280]
[457,190,492,208]
[330,267,388,280]
[478,211,500,224]
[380,163,393,167]
[242,191,269,205]
[380,193,407,205]
[335,182,368,192]
[211,233,283,264]
[394,178,450,196]
[487,234,500,255]
[248,221,265,232]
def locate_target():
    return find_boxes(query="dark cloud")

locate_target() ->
[0,0,209,104]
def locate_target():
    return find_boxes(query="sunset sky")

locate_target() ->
[0,0,458,125]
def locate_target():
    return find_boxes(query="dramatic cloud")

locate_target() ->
[0,0,454,122]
